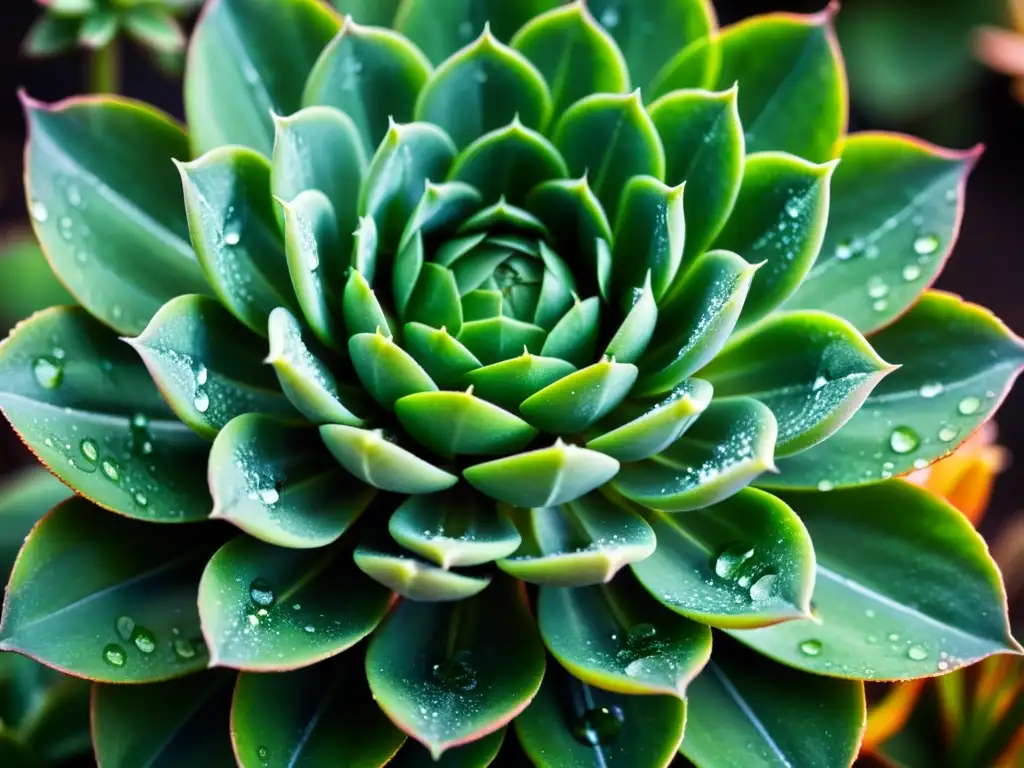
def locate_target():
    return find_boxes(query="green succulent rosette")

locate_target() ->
[4,0,1023,765]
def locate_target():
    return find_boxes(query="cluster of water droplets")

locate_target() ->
[712,543,778,604]
[103,614,199,668]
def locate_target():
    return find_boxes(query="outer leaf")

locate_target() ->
[365,576,545,759]
[267,307,367,426]
[632,489,814,628]
[458,316,547,366]
[344,269,392,338]
[499,493,656,587]
[396,390,538,456]
[349,331,438,410]
[405,263,464,336]
[320,425,458,493]
[464,352,575,411]
[448,119,568,205]
[403,322,482,388]
[303,19,432,154]
[520,358,638,434]
[414,27,552,150]
[515,670,685,768]
[768,292,1024,488]
[586,0,717,90]
[0,307,211,522]
[0,468,73,570]
[681,636,866,768]
[394,0,563,64]
[702,311,894,457]
[611,176,685,303]
[712,152,836,329]
[730,482,1020,680]
[604,273,658,364]
[552,91,665,217]
[613,398,778,512]
[23,96,207,335]
[185,0,340,155]
[649,86,744,265]
[510,3,630,116]
[649,35,722,98]
[92,672,235,767]
[540,297,600,368]
[129,294,294,438]
[178,147,297,335]
[209,415,375,548]
[0,498,220,682]
[199,535,391,671]
[232,654,405,768]
[712,8,846,162]
[389,488,521,568]
[785,133,978,333]
[539,571,712,697]
[464,441,620,508]
[354,543,492,602]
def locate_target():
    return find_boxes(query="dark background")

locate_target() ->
[1,0,1022,541]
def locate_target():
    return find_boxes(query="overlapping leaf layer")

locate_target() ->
[4,0,1022,765]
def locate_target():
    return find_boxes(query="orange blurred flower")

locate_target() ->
[975,0,1024,101]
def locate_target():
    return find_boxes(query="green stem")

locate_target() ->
[88,41,120,94]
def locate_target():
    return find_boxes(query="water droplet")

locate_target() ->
[67,184,83,208]
[888,633,900,642]
[902,264,922,281]
[937,660,950,671]
[785,201,801,219]
[872,299,888,313]
[58,216,74,240]
[103,644,126,667]
[889,427,920,454]
[224,230,241,246]
[938,426,959,442]
[101,459,121,483]
[196,364,208,386]
[572,705,625,747]
[33,357,63,390]
[116,616,135,641]
[749,573,778,601]
[80,438,99,464]
[799,639,823,656]
[132,627,156,654]
[431,650,478,692]
[835,240,853,260]
[599,7,620,28]
[812,375,828,391]
[865,609,876,619]
[257,746,270,763]
[134,492,148,507]
[173,637,197,660]
[303,625,315,633]
[458,20,474,38]
[29,199,48,223]
[918,382,943,399]
[867,276,889,299]
[912,458,929,470]
[957,396,981,415]
[258,487,280,506]
[907,644,928,661]
[817,479,835,492]
[194,391,210,413]
[713,545,755,579]
[250,579,275,607]
[913,234,940,256]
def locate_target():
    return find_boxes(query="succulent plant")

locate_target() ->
[5,0,1024,764]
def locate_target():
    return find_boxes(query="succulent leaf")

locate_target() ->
[354,542,492,602]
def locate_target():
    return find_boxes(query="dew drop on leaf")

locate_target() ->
[29,199,48,223]
[115,615,135,642]
[249,579,275,607]
[572,705,624,747]
[913,234,940,256]
[194,391,210,413]
[196,365,209,386]
[67,184,83,208]
[132,627,156,654]
[103,644,126,667]
[80,438,99,465]
[938,426,959,443]
[907,644,928,661]
[834,240,853,260]
[889,427,919,454]
[101,459,121,483]
[748,572,777,601]
[918,382,943,399]
[257,746,270,763]
[866,276,889,299]
[32,357,63,390]
[599,7,620,28]
[902,264,922,282]
[817,479,834,492]
[798,639,822,657]
[134,492,148,507]
[173,637,197,660]
[713,545,754,579]
[957,396,981,415]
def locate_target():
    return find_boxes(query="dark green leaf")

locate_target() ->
[465,441,620,508]
[0,307,211,522]
[0,232,74,332]
[520,358,638,434]
[15,672,91,763]
[354,542,492,602]
[388,729,505,767]
[303,19,433,154]
[552,91,665,217]
[22,14,80,56]
[613,398,778,511]
[23,96,206,335]
[92,672,235,767]
[209,414,375,548]
[396,390,538,456]
[343,269,391,338]
[649,35,722,98]
[463,352,575,411]
[349,330,438,410]
[405,263,464,336]
[712,152,836,330]
[403,322,482,388]
[414,27,552,150]
[0,469,73,572]
[649,86,744,265]
[129,294,294,438]
[395,0,563,64]
[768,292,1024,489]
[632,488,814,628]
[586,0,717,90]
[78,11,116,48]
[539,296,599,367]
[458,197,549,236]
[199,535,390,670]
[682,636,865,768]
[366,576,545,758]
[122,8,186,53]
[458,316,547,366]
[785,133,978,333]
[185,0,340,155]
[515,671,685,768]
[0,498,220,682]
[611,175,684,303]
[604,274,658,364]
[449,119,568,204]
[701,311,893,457]
[730,481,1019,679]
[390,488,521,568]
[510,3,630,116]
[178,147,297,335]
[398,181,483,255]
[320,425,458,493]
[330,0,401,26]
[499,493,656,587]
[232,653,405,768]
[712,9,846,162]
[539,571,711,696]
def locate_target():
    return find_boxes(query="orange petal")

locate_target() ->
[864,680,928,751]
